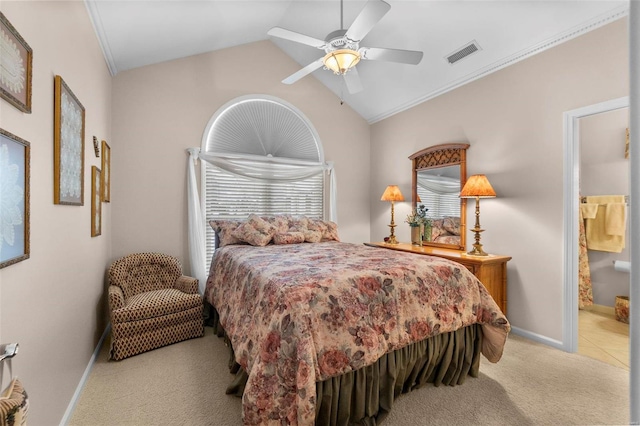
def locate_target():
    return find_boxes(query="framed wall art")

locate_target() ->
[93,136,100,158]
[0,12,32,113]
[0,128,30,268]
[101,140,110,202]
[54,75,85,205]
[91,166,102,237]
[625,128,629,160]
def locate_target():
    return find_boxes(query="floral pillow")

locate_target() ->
[443,217,461,236]
[262,215,293,234]
[232,214,277,246]
[287,217,338,242]
[430,219,446,241]
[303,230,323,243]
[289,216,310,232]
[307,218,328,235]
[320,220,340,242]
[209,220,244,247]
[273,231,305,245]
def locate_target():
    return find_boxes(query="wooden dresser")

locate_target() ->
[365,242,511,315]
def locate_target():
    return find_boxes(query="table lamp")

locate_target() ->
[459,174,496,256]
[381,185,404,244]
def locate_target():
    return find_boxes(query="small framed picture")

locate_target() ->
[93,136,100,158]
[0,128,30,268]
[0,12,32,113]
[625,128,629,160]
[91,166,102,237]
[54,75,85,205]
[101,140,110,202]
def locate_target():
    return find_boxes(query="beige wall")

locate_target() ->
[111,40,371,270]
[0,1,112,424]
[370,19,629,342]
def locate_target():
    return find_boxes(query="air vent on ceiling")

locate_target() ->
[445,40,481,65]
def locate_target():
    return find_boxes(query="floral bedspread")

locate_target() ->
[205,241,510,425]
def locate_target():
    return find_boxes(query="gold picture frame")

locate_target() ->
[91,166,102,237]
[625,128,629,159]
[0,12,32,113]
[0,128,30,268]
[54,75,85,205]
[101,140,110,202]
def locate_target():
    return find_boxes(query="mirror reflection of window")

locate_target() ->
[417,174,460,219]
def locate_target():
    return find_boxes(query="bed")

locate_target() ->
[205,215,510,425]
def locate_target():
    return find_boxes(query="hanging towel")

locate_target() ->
[580,203,598,219]
[578,205,593,309]
[605,203,626,236]
[585,195,626,253]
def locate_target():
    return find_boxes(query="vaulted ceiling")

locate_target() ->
[85,0,628,123]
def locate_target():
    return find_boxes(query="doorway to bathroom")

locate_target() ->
[576,106,630,369]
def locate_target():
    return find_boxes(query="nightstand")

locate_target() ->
[365,242,511,315]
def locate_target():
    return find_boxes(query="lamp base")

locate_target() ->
[387,235,399,244]
[467,244,489,256]
[467,226,488,256]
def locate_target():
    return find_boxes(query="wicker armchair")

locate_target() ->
[108,253,204,360]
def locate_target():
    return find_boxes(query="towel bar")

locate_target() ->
[0,343,18,363]
[580,195,629,205]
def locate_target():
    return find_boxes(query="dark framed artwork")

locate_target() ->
[101,140,110,202]
[0,128,30,268]
[91,166,102,237]
[0,12,32,113]
[54,75,85,205]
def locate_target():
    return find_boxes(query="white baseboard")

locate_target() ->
[59,324,110,426]
[510,326,567,351]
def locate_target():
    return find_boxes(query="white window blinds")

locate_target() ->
[417,188,460,218]
[417,175,461,218]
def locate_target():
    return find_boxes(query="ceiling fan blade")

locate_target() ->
[343,67,363,94]
[267,27,327,49]
[282,58,325,84]
[360,47,423,65]
[345,0,391,42]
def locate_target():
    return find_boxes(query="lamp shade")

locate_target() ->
[323,49,361,75]
[459,174,496,198]
[381,185,405,202]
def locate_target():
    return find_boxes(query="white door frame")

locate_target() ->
[562,96,629,353]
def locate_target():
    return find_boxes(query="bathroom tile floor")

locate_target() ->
[578,306,629,370]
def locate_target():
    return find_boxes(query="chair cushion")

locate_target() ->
[109,253,183,299]
[112,288,203,324]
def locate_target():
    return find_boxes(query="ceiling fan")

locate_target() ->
[267,0,423,94]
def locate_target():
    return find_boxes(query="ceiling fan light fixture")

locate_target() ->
[323,49,361,75]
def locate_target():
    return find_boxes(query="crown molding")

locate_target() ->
[368,4,629,124]
[84,0,118,76]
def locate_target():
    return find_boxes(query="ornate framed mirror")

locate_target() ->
[409,143,469,251]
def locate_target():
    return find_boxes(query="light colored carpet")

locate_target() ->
[68,328,629,425]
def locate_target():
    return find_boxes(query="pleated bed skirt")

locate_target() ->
[206,303,483,425]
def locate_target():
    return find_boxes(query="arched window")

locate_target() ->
[199,95,332,267]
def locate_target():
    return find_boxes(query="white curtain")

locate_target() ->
[186,148,207,294]
[417,175,460,195]
[186,148,337,294]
